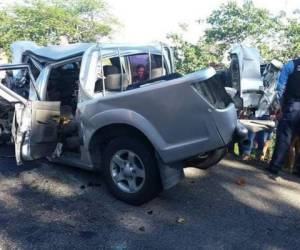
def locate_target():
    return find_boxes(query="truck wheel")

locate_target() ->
[185,148,227,170]
[103,136,162,205]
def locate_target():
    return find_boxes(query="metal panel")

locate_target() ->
[78,67,235,164]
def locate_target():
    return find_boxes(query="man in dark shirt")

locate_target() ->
[268,59,300,176]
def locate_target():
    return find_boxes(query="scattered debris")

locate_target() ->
[235,177,246,186]
[146,210,153,215]
[176,217,186,224]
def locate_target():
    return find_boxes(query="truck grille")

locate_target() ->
[192,75,232,109]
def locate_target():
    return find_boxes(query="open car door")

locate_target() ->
[0,64,60,165]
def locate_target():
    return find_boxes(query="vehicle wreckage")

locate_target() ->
[0,41,248,204]
[226,44,283,131]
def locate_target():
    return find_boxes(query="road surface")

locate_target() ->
[0,146,299,249]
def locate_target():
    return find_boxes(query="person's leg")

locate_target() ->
[256,130,265,160]
[227,141,235,155]
[261,131,273,160]
[294,155,300,177]
[293,129,300,175]
[258,131,265,151]
[262,137,272,161]
[242,131,255,160]
[269,110,295,173]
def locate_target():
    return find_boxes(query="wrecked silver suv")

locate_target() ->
[0,42,241,205]
[226,44,282,132]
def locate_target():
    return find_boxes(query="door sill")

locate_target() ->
[49,152,94,171]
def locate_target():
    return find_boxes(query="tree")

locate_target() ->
[204,1,281,58]
[168,1,293,74]
[51,0,118,42]
[285,15,300,59]
[0,0,118,55]
[167,30,219,74]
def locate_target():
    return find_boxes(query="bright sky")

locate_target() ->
[1,0,299,43]
[108,0,299,43]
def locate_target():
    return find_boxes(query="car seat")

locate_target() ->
[96,65,129,91]
[150,67,165,79]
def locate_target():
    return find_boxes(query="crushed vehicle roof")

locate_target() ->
[12,41,167,63]
[23,43,93,61]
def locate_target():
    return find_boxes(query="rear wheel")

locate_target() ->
[103,136,162,205]
[185,148,227,169]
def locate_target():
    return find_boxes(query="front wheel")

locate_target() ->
[103,136,162,205]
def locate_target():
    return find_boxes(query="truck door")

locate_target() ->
[0,64,60,165]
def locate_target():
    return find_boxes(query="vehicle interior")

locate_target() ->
[94,53,170,94]
[94,56,129,93]
[45,60,82,154]
[46,61,80,114]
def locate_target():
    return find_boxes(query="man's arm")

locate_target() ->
[276,60,294,100]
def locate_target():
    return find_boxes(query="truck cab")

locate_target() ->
[0,42,239,205]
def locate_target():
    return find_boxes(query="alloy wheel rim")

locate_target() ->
[110,149,146,193]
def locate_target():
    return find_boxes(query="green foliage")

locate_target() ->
[52,0,107,15]
[51,0,118,42]
[205,1,279,50]
[168,32,219,74]
[285,17,300,58]
[0,0,117,55]
[168,1,300,74]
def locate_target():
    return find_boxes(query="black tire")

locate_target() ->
[103,136,162,205]
[185,148,227,170]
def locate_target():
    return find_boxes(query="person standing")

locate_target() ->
[268,59,300,176]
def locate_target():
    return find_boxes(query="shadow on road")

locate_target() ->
[0,146,299,249]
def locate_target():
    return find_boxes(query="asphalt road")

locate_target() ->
[0,145,300,250]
